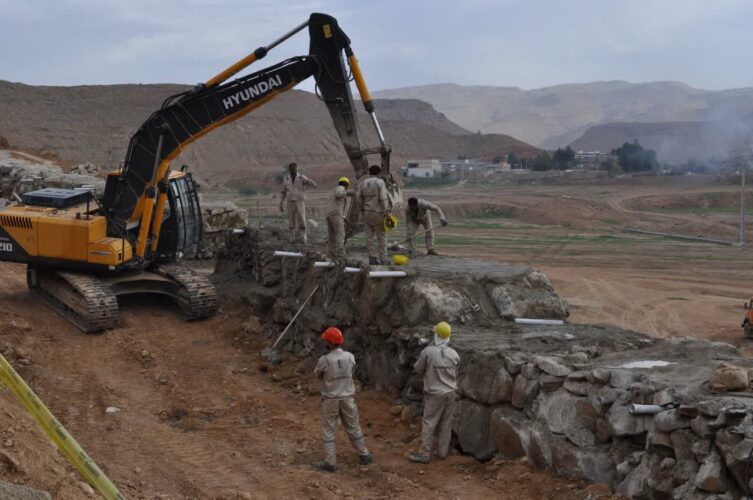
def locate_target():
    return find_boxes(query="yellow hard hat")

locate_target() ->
[391,254,409,265]
[338,176,351,186]
[384,215,398,232]
[434,321,452,339]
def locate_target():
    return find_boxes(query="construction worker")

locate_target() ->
[326,177,354,264]
[742,297,753,338]
[409,321,460,464]
[356,165,390,265]
[314,327,373,472]
[406,197,448,256]
[279,162,317,243]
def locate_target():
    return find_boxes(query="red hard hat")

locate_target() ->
[321,327,344,345]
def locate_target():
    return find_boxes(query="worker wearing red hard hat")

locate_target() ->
[314,327,373,472]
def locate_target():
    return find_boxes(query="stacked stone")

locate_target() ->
[196,201,248,259]
[0,154,103,197]
[217,228,753,499]
[453,346,753,499]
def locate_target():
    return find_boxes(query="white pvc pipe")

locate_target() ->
[629,404,664,415]
[314,261,334,268]
[344,267,361,273]
[232,228,245,235]
[368,271,407,278]
[514,318,565,326]
[274,251,304,258]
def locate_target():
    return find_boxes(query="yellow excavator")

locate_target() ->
[0,13,400,332]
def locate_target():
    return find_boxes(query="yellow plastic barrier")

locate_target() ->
[0,354,126,500]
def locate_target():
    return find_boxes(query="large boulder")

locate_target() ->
[0,482,51,500]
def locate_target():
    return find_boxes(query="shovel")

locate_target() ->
[262,284,320,364]
[388,226,437,251]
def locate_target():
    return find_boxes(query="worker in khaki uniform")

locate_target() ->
[410,321,460,464]
[406,197,448,256]
[314,327,373,472]
[279,162,317,243]
[326,177,354,264]
[356,165,390,265]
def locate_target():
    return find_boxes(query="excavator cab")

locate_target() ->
[154,172,202,260]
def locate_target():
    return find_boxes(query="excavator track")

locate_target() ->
[27,267,119,333]
[155,263,220,320]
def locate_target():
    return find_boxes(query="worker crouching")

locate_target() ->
[410,321,460,464]
[314,327,373,472]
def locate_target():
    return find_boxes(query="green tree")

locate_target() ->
[553,146,576,169]
[507,152,521,168]
[531,152,553,171]
[611,140,659,172]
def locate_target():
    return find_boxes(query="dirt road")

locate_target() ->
[0,262,612,499]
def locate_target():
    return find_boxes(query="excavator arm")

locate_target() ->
[104,12,399,259]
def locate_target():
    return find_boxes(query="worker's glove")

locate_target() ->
[279,202,284,213]
[440,218,449,226]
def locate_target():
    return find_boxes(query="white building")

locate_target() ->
[402,159,442,178]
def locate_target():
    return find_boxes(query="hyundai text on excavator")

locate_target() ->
[0,13,400,332]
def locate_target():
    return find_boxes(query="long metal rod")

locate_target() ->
[266,20,309,52]
[741,168,746,245]
[271,284,320,350]
[205,20,309,88]
[369,112,386,147]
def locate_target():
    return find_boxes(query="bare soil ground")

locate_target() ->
[0,262,613,499]
[0,174,746,498]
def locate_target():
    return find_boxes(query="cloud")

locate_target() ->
[1,0,752,90]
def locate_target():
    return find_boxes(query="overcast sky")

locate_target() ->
[2,0,752,91]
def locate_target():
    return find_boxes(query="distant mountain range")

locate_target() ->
[0,81,539,188]
[374,81,753,162]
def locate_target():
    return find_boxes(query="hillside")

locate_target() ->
[570,120,753,163]
[0,81,538,189]
[373,81,753,157]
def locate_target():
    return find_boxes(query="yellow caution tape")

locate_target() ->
[0,354,126,500]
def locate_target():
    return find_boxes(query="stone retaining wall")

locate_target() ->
[217,227,753,499]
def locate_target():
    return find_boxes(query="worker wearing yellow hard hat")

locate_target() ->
[325,176,354,264]
[410,321,460,464]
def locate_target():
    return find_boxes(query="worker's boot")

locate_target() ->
[409,454,430,464]
[315,462,336,473]
[359,453,374,465]
[427,249,439,256]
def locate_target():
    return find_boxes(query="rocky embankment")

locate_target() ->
[217,226,753,499]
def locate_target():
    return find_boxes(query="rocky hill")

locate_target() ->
[374,81,753,159]
[0,81,538,189]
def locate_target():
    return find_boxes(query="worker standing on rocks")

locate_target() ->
[406,197,448,256]
[314,327,374,472]
[410,321,459,464]
[356,165,390,265]
[279,162,317,243]
[326,177,354,264]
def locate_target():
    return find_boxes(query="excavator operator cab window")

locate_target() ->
[155,173,202,260]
